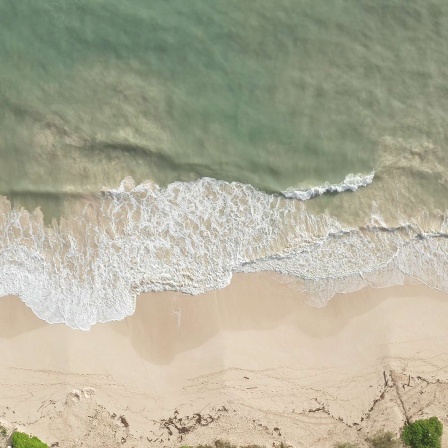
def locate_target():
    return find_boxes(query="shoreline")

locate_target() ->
[1,273,448,447]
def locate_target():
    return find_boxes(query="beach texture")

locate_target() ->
[2,274,448,447]
[1,2,448,447]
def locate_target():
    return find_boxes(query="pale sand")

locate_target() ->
[1,273,448,447]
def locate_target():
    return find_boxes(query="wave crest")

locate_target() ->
[282,172,375,200]
[0,173,447,330]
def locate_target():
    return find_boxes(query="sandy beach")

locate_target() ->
[1,272,448,447]
[3,2,448,447]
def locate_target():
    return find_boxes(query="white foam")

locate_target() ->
[0,175,447,330]
[283,172,375,200]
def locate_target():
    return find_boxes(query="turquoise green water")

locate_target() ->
[1,1,448,219]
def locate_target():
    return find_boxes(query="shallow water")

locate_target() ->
[2,1,448,216]
[1,1,448,328]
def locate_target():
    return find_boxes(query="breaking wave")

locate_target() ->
[0,169,448,330]
[282,172,375,200]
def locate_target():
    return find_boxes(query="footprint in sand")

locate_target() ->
[69,387,96,402]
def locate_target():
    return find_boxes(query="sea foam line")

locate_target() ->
[0,175,447,330]
[282,172,375,200]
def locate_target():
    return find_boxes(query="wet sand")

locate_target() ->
[1,273,448,447]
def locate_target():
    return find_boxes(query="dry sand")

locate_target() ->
[1,272,448,447]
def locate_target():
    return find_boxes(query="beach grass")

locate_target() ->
[334,421,444,448]
[0,425,7,437]
[401,417,443,448]
[11,431,49,448]
[335,430,403,448]
[366,431,403,448]
[179,422,443,448]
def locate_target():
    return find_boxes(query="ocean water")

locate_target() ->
[1,1,448,329]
